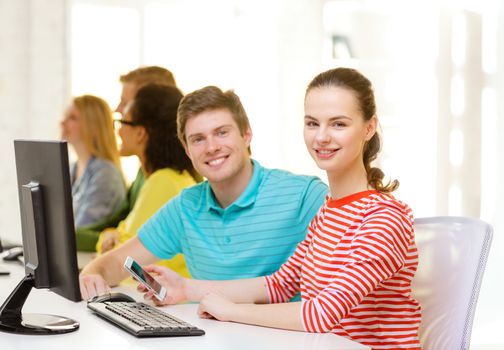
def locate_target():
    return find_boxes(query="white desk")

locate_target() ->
[0,262,369,350]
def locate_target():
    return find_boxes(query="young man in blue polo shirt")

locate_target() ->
[79,86,327,300]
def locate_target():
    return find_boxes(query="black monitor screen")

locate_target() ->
[14,140,80,301]
[0,140,81,335]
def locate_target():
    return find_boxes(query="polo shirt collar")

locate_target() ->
[205,159,264,213]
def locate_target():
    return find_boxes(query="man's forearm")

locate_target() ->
[80,252,126,287]
[82,237,158,286]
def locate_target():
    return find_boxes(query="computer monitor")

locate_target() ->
[0,140,81,335]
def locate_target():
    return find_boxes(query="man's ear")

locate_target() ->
[365,115,378,141]
[243,126,253,147]
[183,142,191,158]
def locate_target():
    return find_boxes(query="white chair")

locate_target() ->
[412,216,493,350]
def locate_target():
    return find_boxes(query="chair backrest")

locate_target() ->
[412,216,493,350]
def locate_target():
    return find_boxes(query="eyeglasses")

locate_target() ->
[113,118,140,129]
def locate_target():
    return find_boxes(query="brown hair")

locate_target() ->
[119,66,176,88]
[176,86,251,151]
[73,95,122,171]
[306,68,398,193]
[130,84,201,182]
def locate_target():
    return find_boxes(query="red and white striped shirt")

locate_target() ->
[265,190,421,350]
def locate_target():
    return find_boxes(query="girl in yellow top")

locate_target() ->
[96,84,201,278]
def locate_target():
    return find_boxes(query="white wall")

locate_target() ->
[0,0,328,243]
[0,0,68,244]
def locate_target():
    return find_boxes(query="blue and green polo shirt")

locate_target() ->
[138,160,327,280]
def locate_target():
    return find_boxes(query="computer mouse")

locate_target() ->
[88,292,136,303]
[2,246,24,261]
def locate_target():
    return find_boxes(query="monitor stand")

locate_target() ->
[0,274,79,334]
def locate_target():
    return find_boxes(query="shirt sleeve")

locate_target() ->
[264,178,327,304]
[301,205,414,333]
[137,195,184,259]
[298,177,328,227]
[75,163,125,227]
[116,170,185,243]
[264,208,322,303]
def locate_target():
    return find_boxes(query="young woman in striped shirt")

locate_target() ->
[139,67,422,349]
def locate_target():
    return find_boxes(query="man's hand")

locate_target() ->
[100,229,120,253]
[79,274,111,300]
[137,265,187,305]
[197,292,237,321]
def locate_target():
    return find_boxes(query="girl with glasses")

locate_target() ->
[95,84,201,278]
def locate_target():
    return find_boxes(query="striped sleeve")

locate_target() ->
[264,210,321,303]
[301,205,414,333]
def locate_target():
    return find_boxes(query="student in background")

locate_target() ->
[137,68,421,350]
[79,86,328,299]
[76,66,177,251]
[116,66,176,115]
[96,84,199,277]
[61,95,126,228]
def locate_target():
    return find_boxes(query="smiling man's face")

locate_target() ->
[184,108,252,186]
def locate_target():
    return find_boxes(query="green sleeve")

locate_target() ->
[75,169,145,251]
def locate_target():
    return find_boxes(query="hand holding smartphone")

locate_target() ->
[124,256,167,301]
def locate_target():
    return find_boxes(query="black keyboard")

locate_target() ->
[87,301,205,337]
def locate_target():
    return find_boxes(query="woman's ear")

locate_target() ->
[365,115,378,141]
[136,125,148,145]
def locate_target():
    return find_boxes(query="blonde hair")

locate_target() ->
[73,95,122,171]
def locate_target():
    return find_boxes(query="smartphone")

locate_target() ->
[123,256,167,301]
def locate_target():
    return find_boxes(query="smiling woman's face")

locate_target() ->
[303,86,375,175]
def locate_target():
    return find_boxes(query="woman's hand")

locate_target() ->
[100,229,120,253]
[197,292,237,321]
[137,265,187,305]
[198,294,303,331]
